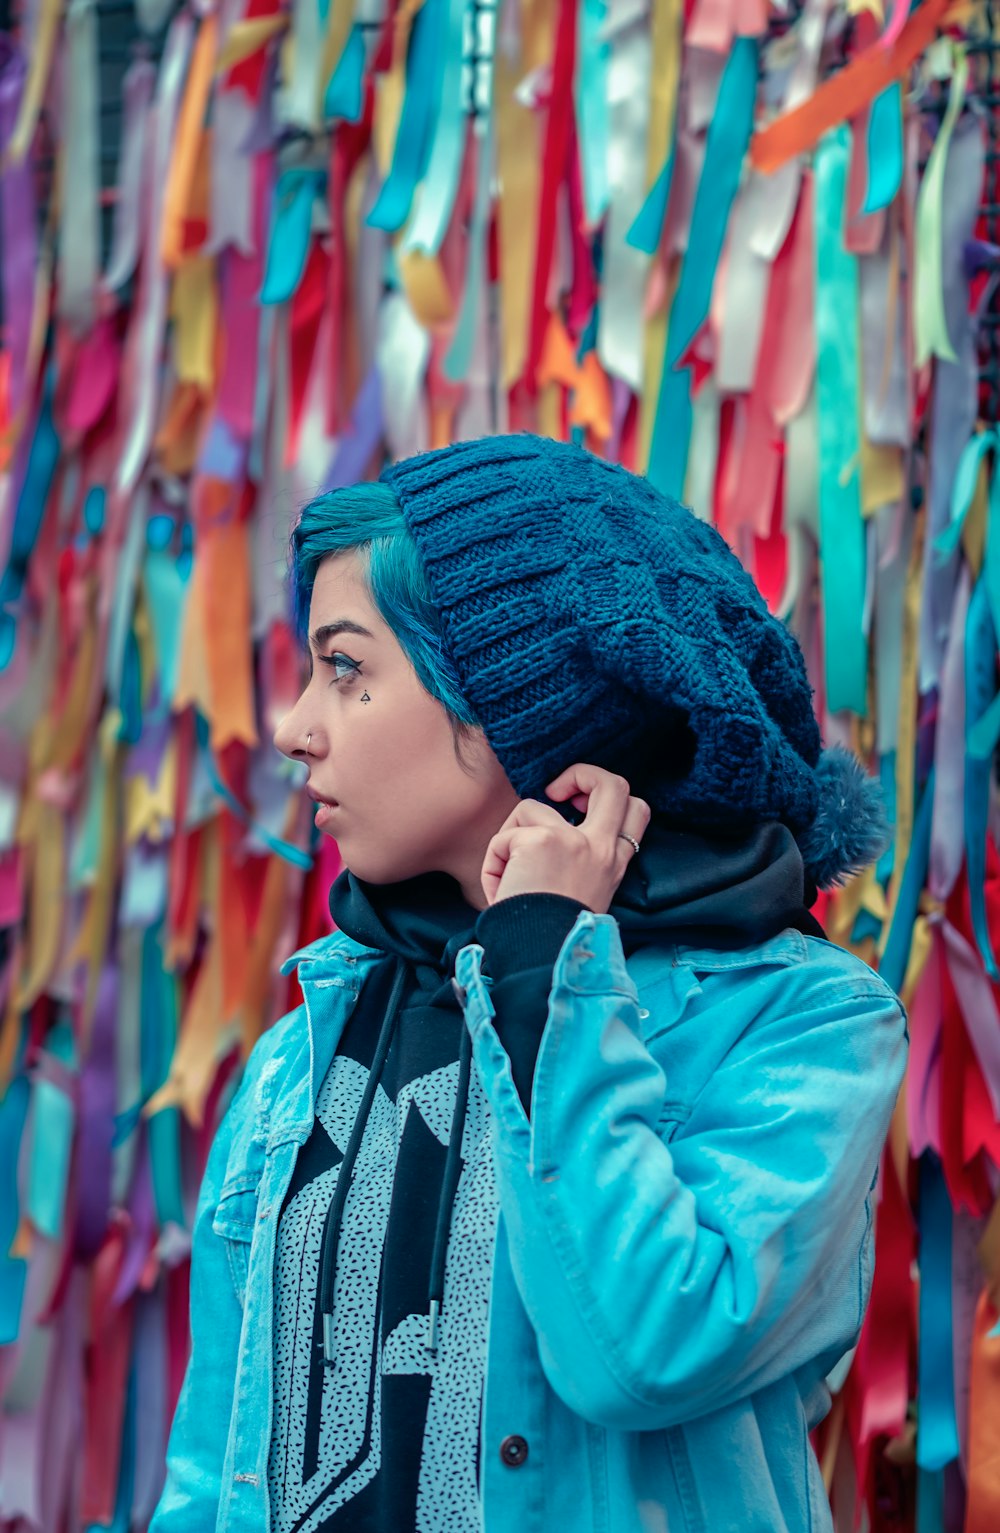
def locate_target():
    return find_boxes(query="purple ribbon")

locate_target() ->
[73,963,119,1260]
[920,117,984,694]
[0,41,37,428]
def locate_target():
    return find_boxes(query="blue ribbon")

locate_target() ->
[963,576,1000,979]
[880,765,934,996]
[141,925,185,1229]
[261,169,326,306]
[0,369,60,672]
[325,24,366,123]
[862,84,904,215]
[665,38,758,369]
[367,0,446,233]
[575,0,610,227]
[646,364,693,500]
[933,427,995,564]
[916,1155,961,1471]
[0,1070,29,1345]
[400,0,468,254]
[626,148,676,257]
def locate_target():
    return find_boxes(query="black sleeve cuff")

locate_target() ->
[474,893,589,981]
[472,895,589,1117]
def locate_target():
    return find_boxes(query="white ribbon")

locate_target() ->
[58,0,99,333]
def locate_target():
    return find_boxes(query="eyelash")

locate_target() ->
[317,652,362,685]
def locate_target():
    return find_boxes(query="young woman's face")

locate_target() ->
[273,552,520,908]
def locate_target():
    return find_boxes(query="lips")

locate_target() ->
[306,786,339,809]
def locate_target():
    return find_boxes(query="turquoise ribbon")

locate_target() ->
[443,117,495,383]
[963,577,1000,979]
[27,1075,75,1240]
[875,751,897,885]
[84,485,106,537]
[118,628,144,745]
[0,370,60,672]
[665,37,757,368]
[647,39,756,498]
[575,0,610,227]
[916,1468,944,1533]
[0,1070,29,1344]
[401,0,469,254]
[626,147,676,256]
[194,711,313,870]
[916,1155,961,1471]
[814,123,868,715]
[880,764,934,996]
[143,514,189,709]
[367,0,446,233]
[325,24,366,123]
[261,169,326,305]
[933,427,995,564]
[646,365,693,500]
[862,84,904,215]
[141,926,185,1229]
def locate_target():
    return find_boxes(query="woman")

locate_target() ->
[151,434,906,1533]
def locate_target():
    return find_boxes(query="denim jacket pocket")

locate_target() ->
[212,1182,259,1308]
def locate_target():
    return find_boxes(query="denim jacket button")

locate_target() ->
[499,1434,529,1468]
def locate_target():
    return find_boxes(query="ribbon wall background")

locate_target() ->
[1,0,999,1526]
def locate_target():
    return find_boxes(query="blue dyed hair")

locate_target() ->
[289,483,480,729]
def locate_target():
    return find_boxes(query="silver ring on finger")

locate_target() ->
[617,832,641,856]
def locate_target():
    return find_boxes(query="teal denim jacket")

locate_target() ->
[150,912,906,1533]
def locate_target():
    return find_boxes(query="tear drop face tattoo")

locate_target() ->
[273,551,520,908]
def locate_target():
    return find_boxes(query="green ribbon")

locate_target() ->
[814,123,868,715]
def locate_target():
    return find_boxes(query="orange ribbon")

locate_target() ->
[750,0,952,175]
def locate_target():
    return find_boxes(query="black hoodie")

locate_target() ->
[266,822,824,1532]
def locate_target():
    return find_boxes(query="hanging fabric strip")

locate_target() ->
[914,46,966,369]
[597,14,652,392]
[813,124,868,716]
[0,45,37,431]
[862,82,903,216]
[963,575,1000,981]
[575,0,610,227]
[645,0,684,193]
[879,765,934,997]
[401,0,470,254]
[161,14,219,271]
[665,37,758,368]
[117,10,197,496]
[368,0,445,232]
[260,169,325,304]
[525,0,578,388]
[750,0,952,175]
[6,0,61,164]
[929,565,970,903]
[916,1155,962,1471]
[58,0,100,333]
[444,116,495,382]
[103,60,157,292]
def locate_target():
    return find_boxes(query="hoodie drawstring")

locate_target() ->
[426,1019,472,1355]
[318,953,475,1368]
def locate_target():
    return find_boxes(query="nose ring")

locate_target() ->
[306,733,312,752]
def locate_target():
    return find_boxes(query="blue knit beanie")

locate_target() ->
[380,434,886,891]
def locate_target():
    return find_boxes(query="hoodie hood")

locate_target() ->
[328,817,824,969]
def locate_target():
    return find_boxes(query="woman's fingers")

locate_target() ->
[546,764,636,841]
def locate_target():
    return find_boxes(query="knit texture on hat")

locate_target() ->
[380,435,885,889]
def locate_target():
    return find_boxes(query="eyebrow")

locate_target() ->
[309,620,376,651]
